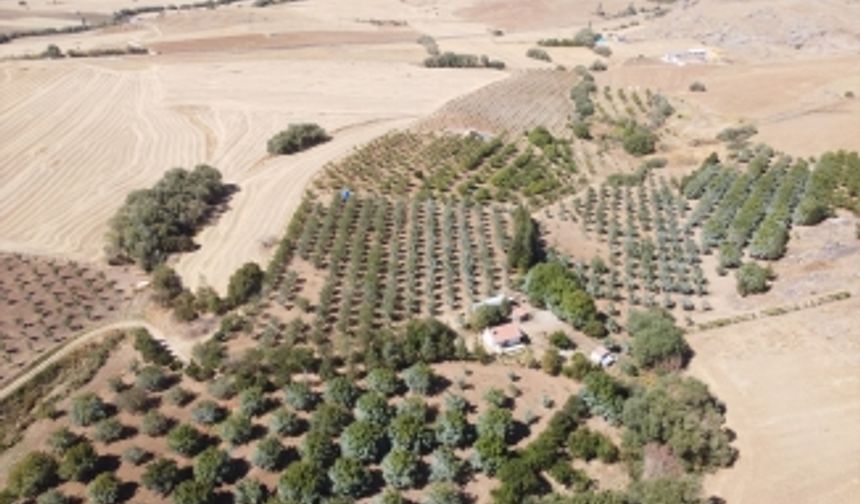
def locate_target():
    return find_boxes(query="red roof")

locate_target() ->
[488,323,523,345]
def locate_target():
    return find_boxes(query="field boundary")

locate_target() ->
[692,290,852,333]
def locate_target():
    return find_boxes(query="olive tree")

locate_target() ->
[381,448,420,489]
[87,472,120,504]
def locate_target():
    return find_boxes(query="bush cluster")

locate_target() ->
[267,123,330,156]
[105,165,230,270]
[523,261,605,338]
[423,52,505,69]
[526,48,551,62]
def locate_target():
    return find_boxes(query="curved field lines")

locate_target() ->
[173,116,417,294]
[0,62,206,260]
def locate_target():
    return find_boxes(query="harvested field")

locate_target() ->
[688,295,860,504]
[150,29,420,55]
[0,55,504,294]
[418,69,578,135]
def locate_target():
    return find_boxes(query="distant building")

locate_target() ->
[589,346,616,368]
[482,323,525,354]
[661,48,710,66]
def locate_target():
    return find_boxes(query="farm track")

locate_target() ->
[0,318,186,402]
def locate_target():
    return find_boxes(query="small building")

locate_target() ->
[661,48,710,66]
[482,323,526,354]
[589,346,616,368]
[471,294,512,313]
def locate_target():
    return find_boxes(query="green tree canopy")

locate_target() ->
[277,460,326,504]
[87,472,121,504]
[628,309,690,369]
[6,451,58,498]
[267,123,330,156]
[227,262,264,308]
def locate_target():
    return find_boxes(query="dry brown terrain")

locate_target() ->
[689,295,860,504]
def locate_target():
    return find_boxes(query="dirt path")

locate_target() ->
[0,319,189,402]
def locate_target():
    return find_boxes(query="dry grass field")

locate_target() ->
[688,296,860,504]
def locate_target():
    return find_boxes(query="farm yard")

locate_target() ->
[1,0,860,503]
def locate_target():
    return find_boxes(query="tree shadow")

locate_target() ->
[118,481,139,503]
[509,420,531,445]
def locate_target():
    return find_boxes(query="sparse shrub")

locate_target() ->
[226,262,264,308]
[526,48,551,62]
[166,423,206,457]
[718,242,742,269]
[735,262,774,296]
[136,365,170,391]
[549,330,574,350]
[87,472,120,504]
[589,59,607,72]
[278,461,326,504]
[324,376,361,408]
[689,81,707,92]
[173,290,198,321]
[592,45,612,57]
[122,446,151,466]
[572,120,591,140]
[6,451,58,498]
[270,407,304,436]
[234,479,268,504]
[621,121,657,156]
[141,410,173,437]
[193,446,231,485]
[284,381,317,411]
[48,428,80,454]
[142,457,180,495]
[70,392,109,427]
[43,44,63,59]
[252,435,286,471]
[219,413,254,446]
[207,376,235,401]
[58,441,98,481]
[328,457,372,497]
[239,386,269,417]
[93,418,125,444]
[165,386,195,406]
[192,400,226,426]
[172,480,214,504]
[36,489,68,504]
[267,123,330,155]
[381,448,420,489]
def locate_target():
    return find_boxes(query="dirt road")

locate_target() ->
[0,320,189,402]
